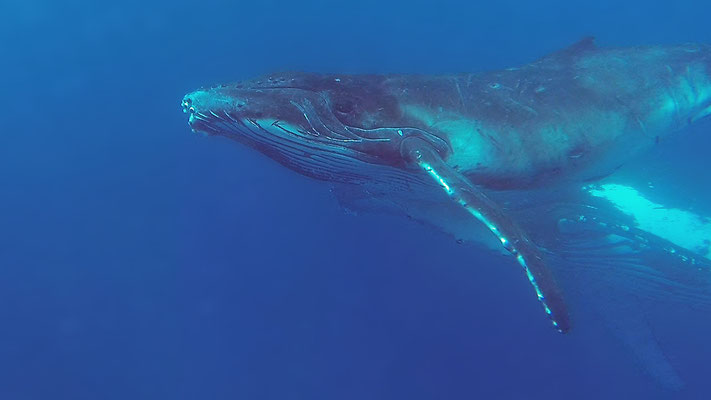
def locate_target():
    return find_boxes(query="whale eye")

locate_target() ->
[334,99,354,114]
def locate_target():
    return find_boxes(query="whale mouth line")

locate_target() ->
[184,105,380,182]
[182,99,435,189]
[186,107,378,163]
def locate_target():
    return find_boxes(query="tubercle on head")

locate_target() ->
[182,88,247,117]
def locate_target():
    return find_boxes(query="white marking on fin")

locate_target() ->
[691,104,711,123]
[585,184,711,261]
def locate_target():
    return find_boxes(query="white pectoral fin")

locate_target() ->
[585,183,711,261]
[401,137,571,333]
[545,183,711,389]
[563,182,711,307]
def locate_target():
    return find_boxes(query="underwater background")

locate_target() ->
[2,0,711,398]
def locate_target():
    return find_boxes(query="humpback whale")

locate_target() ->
[181,38,711,384]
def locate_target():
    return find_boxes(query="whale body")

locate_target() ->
[181,38,711,386]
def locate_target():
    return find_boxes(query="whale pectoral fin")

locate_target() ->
[401,137,571,332]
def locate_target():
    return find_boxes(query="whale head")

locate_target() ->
[182,73,450,183]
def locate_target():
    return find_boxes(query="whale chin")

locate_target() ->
[180,101,423,189]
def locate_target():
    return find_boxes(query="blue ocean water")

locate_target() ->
[2,0,711,398]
